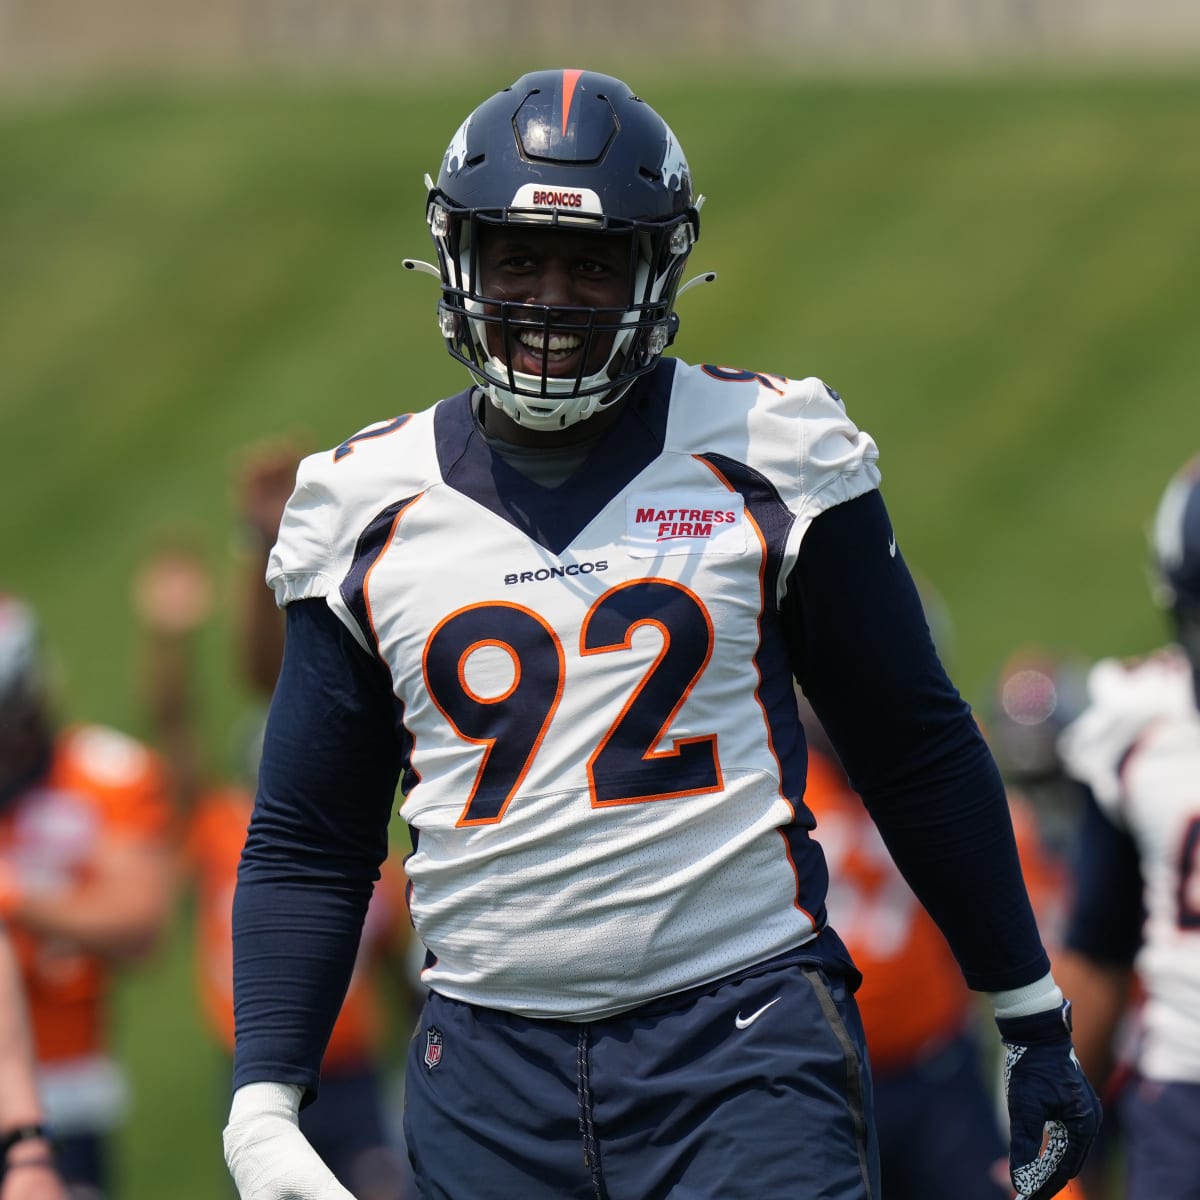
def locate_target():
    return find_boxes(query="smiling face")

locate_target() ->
[474,222,636,384]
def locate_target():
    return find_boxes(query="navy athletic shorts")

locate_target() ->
[403,952,879,1199]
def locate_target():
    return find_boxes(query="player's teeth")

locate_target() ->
[518,332,582,352]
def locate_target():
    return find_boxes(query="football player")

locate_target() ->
[1054,453,1200,1200]
[0,594,175,1197]
[989,648,1092,867]
[222,69,1100,1200]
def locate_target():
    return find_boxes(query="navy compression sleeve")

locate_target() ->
[789,490,1050,992]
[231,599,404,1100]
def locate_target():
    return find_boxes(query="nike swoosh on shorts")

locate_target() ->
[734,996,781,1029]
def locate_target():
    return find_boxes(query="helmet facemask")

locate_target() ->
[429,197,696,430]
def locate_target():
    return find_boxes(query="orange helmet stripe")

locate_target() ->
[561,68,583,137]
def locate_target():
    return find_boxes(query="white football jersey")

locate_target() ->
[1058,647,1200,1082]
[268,359,881,1018]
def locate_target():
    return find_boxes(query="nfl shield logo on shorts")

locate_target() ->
[423,1026,444,1071]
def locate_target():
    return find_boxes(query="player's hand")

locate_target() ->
[223,1082,357,1200]
[131,546,215,637]
[997,1000,1102,1200]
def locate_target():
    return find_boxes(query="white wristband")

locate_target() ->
[228,1081,303,1125]
[988,971,1063,1020]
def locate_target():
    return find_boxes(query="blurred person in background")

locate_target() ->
[222,69,1099,1200]
[988,648,1130,1200]
[1053,452,1200,1200]
[0,924,69,1200]
[797,583,1069,1200]
[988,647,1092,875]
[800,744,1015,1199]
[229,437,310,699]
[132,509,417,1200]
[0,594,175,1200]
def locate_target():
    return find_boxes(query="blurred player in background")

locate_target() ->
[800,743,1013,1199]
[0,924,69,1200]
[988,647,1092,875]
[799,585,1070,1200]
[987,648,1132,1200]
[0,594,175,1199]
[229,437,309,698]
[222,69,1100,1200]
[132,462,417,1200]
[1054,452,1200,1200]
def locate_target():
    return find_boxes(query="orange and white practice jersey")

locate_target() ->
[269,359,880,1019]
[1058,646,1200,1084]
[806,748,1068,1069]
[0,723,171,1132]
[187,784,408,1068]
[802,749,974,1071]
[0,724,171,1061]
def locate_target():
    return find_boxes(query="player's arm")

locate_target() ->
[231,438,306,698]
[789,489,1101,1200]
[791,491,1047,990]
[1052,787,1143,1090]
[4,834,173,962]
[130,544,216,813]
[225,599,401,1200]
[0,927,69,1200]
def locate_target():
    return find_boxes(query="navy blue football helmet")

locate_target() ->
[412,69,704,430]
[1152,453,1200,684]
[0,594,52,803]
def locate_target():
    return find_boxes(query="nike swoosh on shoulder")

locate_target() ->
[734,996,781,1030]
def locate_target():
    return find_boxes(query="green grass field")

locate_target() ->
[3,67,1200,1198]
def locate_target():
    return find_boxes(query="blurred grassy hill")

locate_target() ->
[3,69,1200,1199]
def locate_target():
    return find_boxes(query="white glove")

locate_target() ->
[223,1081,357,1200]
